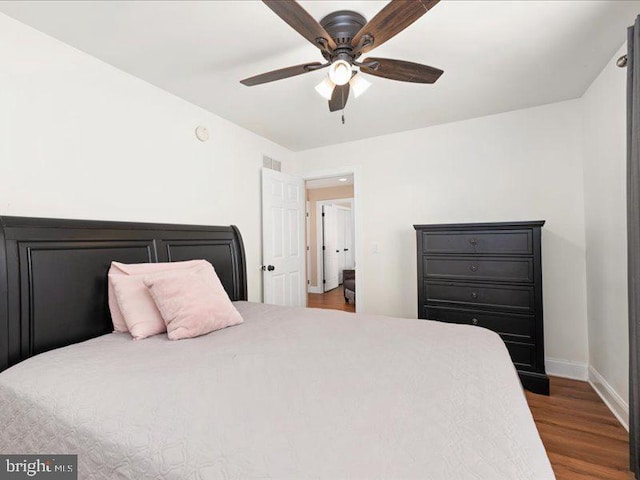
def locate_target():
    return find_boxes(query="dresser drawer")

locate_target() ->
[504,341,537,371]
[423,256,534,283]
[424,306,535,341]
[425,281,534,312]
[422,230,532,255]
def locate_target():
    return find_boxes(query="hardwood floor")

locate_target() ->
[307,287,355,313]
[527,376,633,479]
[304,294,633,479]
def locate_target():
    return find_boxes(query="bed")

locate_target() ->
[0,216,554,479]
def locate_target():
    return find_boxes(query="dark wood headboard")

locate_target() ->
[0,216,247,372]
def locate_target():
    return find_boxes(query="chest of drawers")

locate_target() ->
[414,221,549,395]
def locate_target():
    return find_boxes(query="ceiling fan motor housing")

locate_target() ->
[320,10,367,54]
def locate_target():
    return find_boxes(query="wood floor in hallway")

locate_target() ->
[307,287,355,313]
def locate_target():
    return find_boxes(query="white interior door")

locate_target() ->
[336,207,346,283]
[261,168,305,306]
[305,201,311,289]
[344,208,354,268]
[322,205,339,292]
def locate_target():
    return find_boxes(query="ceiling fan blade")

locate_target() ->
[351,0,440,55]
[263,0,337,51]
[328,83,349,112]
[360,57,443,84]
[240,62,324,86]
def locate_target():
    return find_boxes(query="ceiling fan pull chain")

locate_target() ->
[342,111,345,125]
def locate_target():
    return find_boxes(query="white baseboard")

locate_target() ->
[543,359,628,431]
[545,357,588,381]
[588,366,629,431]
[307,286,323,294]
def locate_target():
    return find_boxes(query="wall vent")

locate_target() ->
[263,156,281,172]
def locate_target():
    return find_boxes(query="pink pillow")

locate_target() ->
[144,262,243,340]
[109,274,166,340]
[107,260,205,333]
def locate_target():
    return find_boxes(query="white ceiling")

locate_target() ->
[0,1,637,151]
[306,175,354,190]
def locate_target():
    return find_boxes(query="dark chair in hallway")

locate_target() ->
[343,269,355,304]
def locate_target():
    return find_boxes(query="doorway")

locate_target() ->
[305,175,356,313]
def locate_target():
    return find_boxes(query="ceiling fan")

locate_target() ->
[240,0,444,113]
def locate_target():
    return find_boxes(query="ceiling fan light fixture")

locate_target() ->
[328,59,352,86]
[350,74,371,98]
[315,77,336,100]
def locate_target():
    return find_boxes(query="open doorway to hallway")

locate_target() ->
[305,175,355,313]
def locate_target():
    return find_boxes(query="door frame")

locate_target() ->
[313,198,354,293]
[302,166,363,313]
[305,200,311,294]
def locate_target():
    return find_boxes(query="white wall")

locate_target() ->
[287,100,590,367]
[582,44,629,425]
[0,14,293,302]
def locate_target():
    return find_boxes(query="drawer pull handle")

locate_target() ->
[469,238,478,246]
[471,292,478,299]
[469,264,479,272]
[471,318,479,325]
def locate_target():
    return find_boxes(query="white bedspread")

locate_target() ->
[0,302,554,479]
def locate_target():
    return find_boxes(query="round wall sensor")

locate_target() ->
[195,126,210,142]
